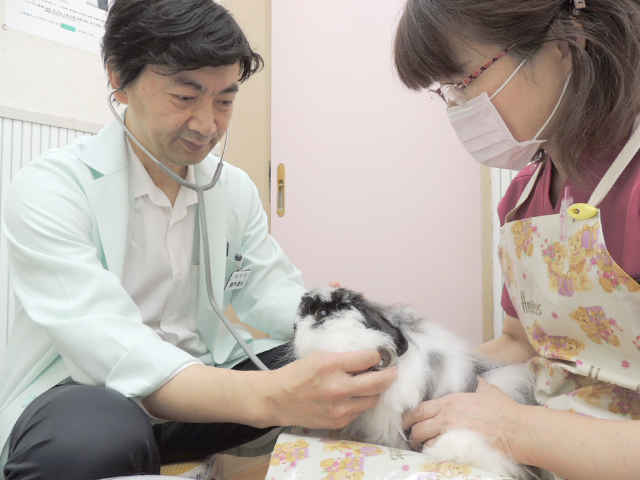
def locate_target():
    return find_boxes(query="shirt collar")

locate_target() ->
[127,140,198,208]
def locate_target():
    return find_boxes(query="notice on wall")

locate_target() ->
[5,0,109,54]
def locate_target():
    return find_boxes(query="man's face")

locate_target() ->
[115,63,241,170]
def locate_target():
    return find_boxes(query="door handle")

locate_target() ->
[277,163,286,217]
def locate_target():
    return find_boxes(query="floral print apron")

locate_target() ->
[498,125,640,472]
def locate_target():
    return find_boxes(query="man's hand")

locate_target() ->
[265,349,397,429]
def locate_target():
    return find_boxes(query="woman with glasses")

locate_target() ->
[395,0,640,479]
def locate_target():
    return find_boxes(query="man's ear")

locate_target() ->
[107,63,128,104]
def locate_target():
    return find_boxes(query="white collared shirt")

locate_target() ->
[121,142,209,357]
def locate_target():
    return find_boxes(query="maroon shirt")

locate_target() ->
[498,144,640,318]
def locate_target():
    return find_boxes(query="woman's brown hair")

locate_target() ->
[394,0,640,182]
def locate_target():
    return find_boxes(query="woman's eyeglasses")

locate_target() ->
[429,48,510,105]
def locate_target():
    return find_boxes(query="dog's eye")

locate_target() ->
[318,309,328,318]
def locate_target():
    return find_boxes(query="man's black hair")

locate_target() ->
[102,0,263,89]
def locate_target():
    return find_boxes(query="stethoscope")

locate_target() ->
[108,91,269,371]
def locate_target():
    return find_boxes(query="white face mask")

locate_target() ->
[447,58,572,170]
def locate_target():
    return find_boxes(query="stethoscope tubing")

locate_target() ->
[108,91,269,371]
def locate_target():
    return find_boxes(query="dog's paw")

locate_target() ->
[422,429,525,479]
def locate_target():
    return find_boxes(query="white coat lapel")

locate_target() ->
[194,157,229,363]
[80,121,130,279]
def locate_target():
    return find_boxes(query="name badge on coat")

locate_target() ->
[225,269,251,291]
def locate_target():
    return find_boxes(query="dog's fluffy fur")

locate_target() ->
[292,287,549,480]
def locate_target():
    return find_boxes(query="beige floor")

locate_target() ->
[160,454,271,480]
[216,454,271,480]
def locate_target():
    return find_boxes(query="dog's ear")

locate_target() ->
[351,294,409,357]
[298,293,315,316]
[385,318,409,357]
[385,305,424,332]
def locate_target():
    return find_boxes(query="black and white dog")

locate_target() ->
[293,287,547,480]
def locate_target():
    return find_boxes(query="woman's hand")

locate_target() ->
[265,350,397,430]
[402,378,522,454]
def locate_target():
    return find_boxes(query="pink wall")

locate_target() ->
[271,0,484,344]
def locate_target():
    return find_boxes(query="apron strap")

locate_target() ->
[589,122,640,207]
[504,162,544,223]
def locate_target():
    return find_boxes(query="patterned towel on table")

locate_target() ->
[266,432,514,480]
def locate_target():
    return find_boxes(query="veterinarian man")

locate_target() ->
[0,1,396,478]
